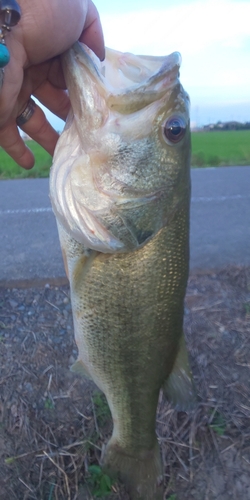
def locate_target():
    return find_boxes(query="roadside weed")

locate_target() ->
[92,391,111,426]
[87,464,114,497]
[244,302,250,316]
[209,410,226,436]
[44,397,55,410]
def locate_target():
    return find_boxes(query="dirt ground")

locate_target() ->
[0,266,250,500]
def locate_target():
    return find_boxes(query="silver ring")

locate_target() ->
[16,97,36,127]
[0,68,4,90]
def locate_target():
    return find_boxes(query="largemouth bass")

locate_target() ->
[50,42,195,499]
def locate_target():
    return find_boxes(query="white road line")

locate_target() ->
[191,194,250,202]
[0,194,249,216]
[0,207,53,215]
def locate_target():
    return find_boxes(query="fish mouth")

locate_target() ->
[104,47,181,91]
[50,43,189,254]
[63,42,181,114]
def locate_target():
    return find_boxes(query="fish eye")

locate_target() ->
[163,116,186,144]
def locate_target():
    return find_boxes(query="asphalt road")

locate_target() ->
[0,166,249,285]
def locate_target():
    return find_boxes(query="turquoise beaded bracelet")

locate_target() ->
[0,0,21,68]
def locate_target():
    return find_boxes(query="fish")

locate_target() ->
[50,41,196,499]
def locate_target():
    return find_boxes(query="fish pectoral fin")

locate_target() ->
[70,358,90,379]
[163,334,197,411]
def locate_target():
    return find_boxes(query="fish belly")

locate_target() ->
[57,202,190,499]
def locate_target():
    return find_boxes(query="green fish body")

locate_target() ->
[50,42,195,499]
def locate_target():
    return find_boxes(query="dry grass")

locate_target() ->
[0,266,250,499]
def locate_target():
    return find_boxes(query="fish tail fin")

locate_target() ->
[163,334,197,411]
[102,438,163,500]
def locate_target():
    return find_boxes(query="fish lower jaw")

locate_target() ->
[101,437,163,499]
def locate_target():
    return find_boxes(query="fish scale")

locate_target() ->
[50,42,195,499]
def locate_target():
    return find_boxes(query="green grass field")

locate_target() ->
[191,130,250,167]
[0,141,52,180]
[0,129,249,179]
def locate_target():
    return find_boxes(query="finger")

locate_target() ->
[34,81,70,121]
[0,48,24,126]
[0,123,35,169]
[79,0,105,60]
[20,102,59,156]
[21,0,104,64]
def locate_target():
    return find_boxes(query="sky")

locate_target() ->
[45,0,250,130]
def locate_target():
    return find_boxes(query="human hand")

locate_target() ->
[0,0,104,168]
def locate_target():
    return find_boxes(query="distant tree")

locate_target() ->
[202,121,250,131]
